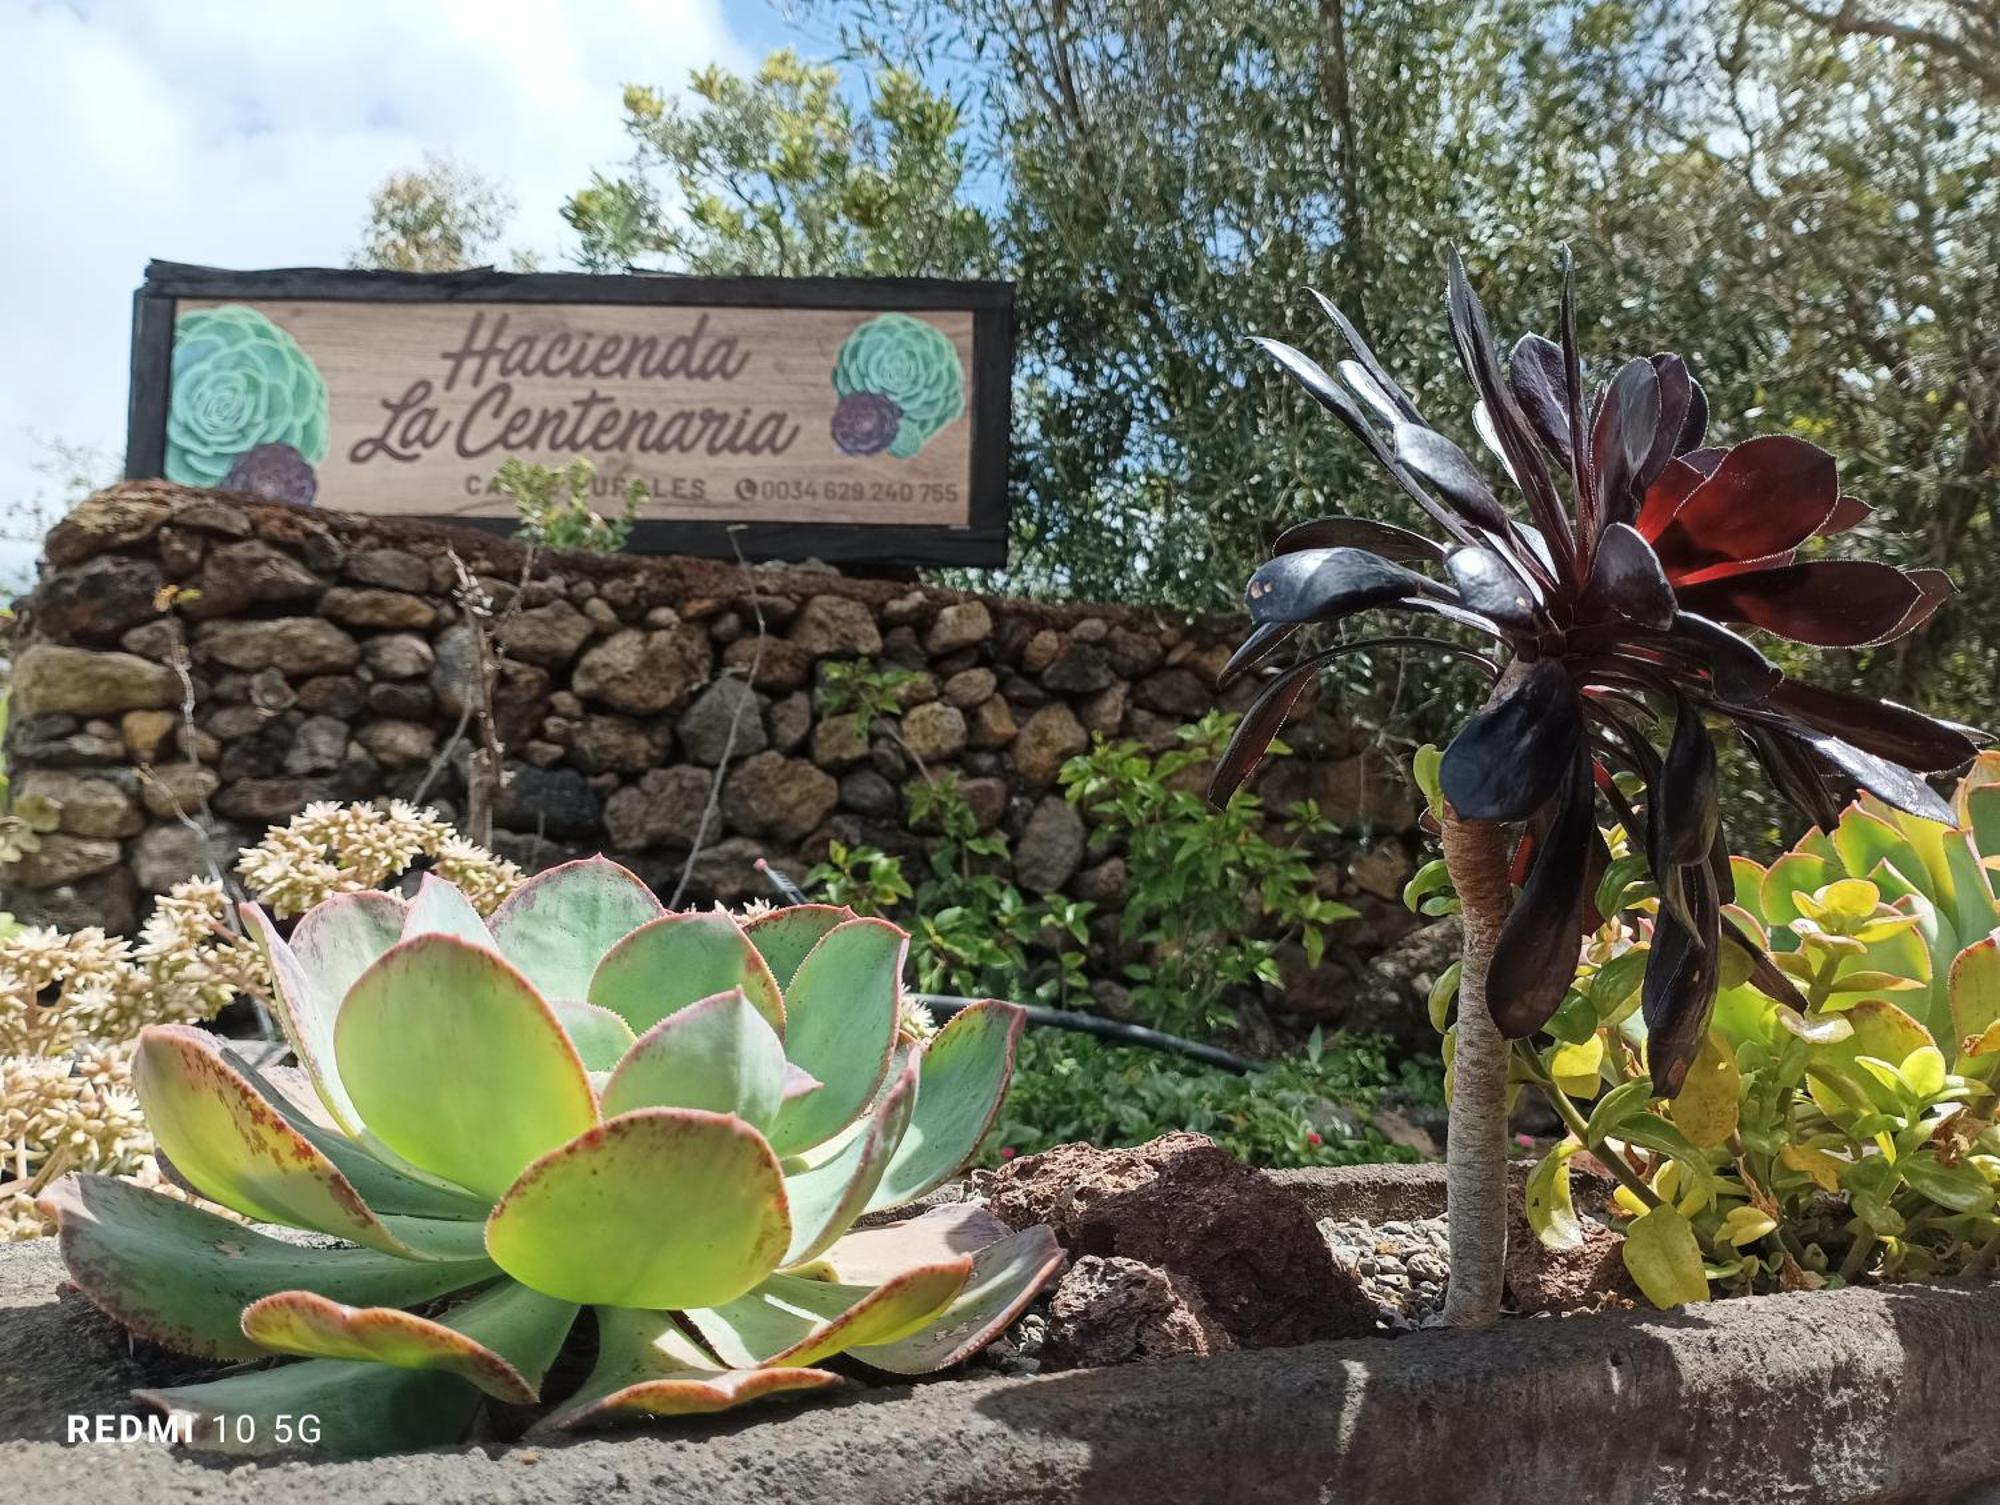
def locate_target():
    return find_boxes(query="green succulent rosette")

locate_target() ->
[166,305,330,488]
[38,860,1060,1456]
[831,314,965,459]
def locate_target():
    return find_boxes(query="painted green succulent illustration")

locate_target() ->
[830,313,966,459]
[165,304,330,489]
[39,859,1058,1456]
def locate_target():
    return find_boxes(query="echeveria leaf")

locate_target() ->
[224,1049,492,1222]
[764,918,906,1156]
[781,1055,918,1267]
[40,1174,495,1361]
[550,1001,638,1073]
[485,1108,790,1309]
[239,894,406,1137]
[133,1025,421,1257]
[138,1279,574,1458]
[867,1000,1024,1212]
[688,1261,972,1369]
[488,857,664,1001]
[336,936,597,1200]
[845,1224,1065,1375]
[820,1202,1019,1283]
[742,904,857,990]
[139,1356,481,1458]
[544,1309,839,1430]
[589,911,786,1036]
[241,1283,579,1403]
[598,988,787,1127]
[400,874,495,948]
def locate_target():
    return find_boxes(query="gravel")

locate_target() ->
[1318,1214,1450,1331]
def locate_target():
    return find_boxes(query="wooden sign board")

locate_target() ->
[126,262,1012,566]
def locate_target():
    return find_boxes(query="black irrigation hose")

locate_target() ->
[753,860,1266,1076]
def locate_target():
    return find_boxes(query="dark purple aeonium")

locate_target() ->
[1209,249,1983,1095]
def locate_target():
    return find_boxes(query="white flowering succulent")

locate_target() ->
[1,802,522,1241]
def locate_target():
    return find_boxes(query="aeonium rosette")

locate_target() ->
[1212,248,1983,1095]
[39,859,1060,1457]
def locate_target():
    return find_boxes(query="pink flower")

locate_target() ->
[1306,1131,1324,1148]
[999,1146,1017,1161]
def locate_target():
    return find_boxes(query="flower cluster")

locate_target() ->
[234,799,523,917]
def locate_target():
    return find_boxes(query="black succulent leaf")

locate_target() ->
[1210,247,1985,1095]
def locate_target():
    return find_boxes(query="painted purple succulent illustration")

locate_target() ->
[222,442,318,507]
[830,391,905,456]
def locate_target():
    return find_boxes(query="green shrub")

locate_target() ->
[990,1027,1430,1169]
[497,456,641,553]
[1059,712,1358,1036]
[1419,749,2000,1304]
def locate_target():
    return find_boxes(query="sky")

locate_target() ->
[0,0,810,580]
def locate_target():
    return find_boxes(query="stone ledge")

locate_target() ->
[4,1165,1998,1505]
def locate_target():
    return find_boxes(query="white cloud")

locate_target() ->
[0,0,751,575]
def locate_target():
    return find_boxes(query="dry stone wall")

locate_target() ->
[2,482,1425,1037]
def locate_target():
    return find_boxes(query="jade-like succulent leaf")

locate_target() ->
[781,1054,918,1267]
[39,1175,495,1361]
[550,1001,638,1073]
[687,1260,971,1369]
[846,1223,1065,1375]
[764,918,906,1156]
[138,1278,576,1458]
[1949,936,2000,1053]
[742,904,856,989]
[485,1108,791,1309]
[336,936,598,1200]
[225,1050,492,1222]
[488,857,665,1001]
[134,1025,426,1257]
[240,893,406,1136]
[598,989,787,1126]
[589,911,786,1036]
[544,1309,839,1431]
[401,873,495,948]
[866,1000,1024,1212]
[242,1283,579,1403]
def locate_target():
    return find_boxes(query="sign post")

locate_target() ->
[126,262,1012,567]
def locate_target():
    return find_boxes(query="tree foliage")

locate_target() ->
[352,152,515,273]
[562,50,993,278]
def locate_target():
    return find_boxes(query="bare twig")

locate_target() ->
[671,529,764,909]
[414,544,537,841]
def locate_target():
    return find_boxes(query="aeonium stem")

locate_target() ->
[1439,798,1515,1328]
